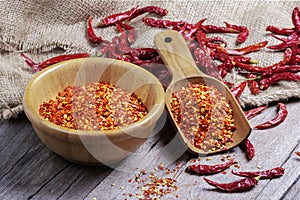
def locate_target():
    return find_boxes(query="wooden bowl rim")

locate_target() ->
[23,57,165,140]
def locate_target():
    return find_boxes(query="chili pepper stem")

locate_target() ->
[185,166,191,172]
[255,176,261,181]
[250,59,259,64]
[245,76,261,81]
[20,53,39,71]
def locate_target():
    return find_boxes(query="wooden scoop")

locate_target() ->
[154,30,251,155]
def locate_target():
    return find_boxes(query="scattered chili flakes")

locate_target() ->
[234,164,241,169]
[227,156,233,161]
[220,155,227,161]
[170,82,235,152]
[295,151,300,156]
[140,169,148,175]
[158,163,165,170]
[206,157,212,161]
[39,81,148,131]
[125,164,180,199]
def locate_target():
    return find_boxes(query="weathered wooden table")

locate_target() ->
[1,99,299,200]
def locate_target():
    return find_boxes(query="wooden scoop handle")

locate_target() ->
[154,30,208,84]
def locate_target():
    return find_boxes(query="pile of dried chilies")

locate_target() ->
[20,5,298,194]
[21,6,300,94]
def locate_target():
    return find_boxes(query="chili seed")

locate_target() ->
[169,82,235,152]
[39,81,148,131]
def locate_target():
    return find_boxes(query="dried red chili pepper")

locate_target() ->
[260,48,297,77]
[254,102,288,130]
[213,52,229,63]
[295,152,300,156]
[193,47,221,80]
[115,23,124,33]
[269,40,300,51]
[217,61,234,78]
[283,48,293,64]
[260,72,300,90]
[200,25,239,34]
[203,176,260,192]
[235,62,267,73]
[226,41,268,56]
[195,31,208,46]
[296,54,300,63]
[116,22,134,31]
[224,81,234,88]
[115,22,135,39]
[289,43,298,65]
[292,7,300,33]
[123,48,158,60]
[269,34,288,42]
[214,53,256,66]
[247,73,260,95]
[206,37,228,47]
[186,159,237,175]
[96,6,138,27]
[261,65,300,78]
[130,55,163,66]
[233,56,257,64]
[119,32,130,50]
[232,167,285,179]
[218,67,227,78]
[244,104,268,120]
[266,26,295,35]
[268,32,299,51]
[127,6,168,21]
[99,40,121,58]
[224,22,249,43]
[143,17,186,29]
[177,22,193,35]
[184,18,207,38]
[244,139,255,160]
[21,53,90,72]
[230,81,247,99]
[87,16,104,44]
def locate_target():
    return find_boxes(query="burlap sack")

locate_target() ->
[1,0,299,119]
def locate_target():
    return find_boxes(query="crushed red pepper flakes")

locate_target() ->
[206,157,212,161]
[234,164,241,169]
[227,156,233,161]
[39,81,148,131]
[169,82,235,152]
[158,163,165,170]
[221,171,227,175]
[124,164,180,199]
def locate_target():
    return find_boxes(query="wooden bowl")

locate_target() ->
[23,57,165,166]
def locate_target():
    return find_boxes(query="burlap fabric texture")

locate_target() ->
[0,0,299,119]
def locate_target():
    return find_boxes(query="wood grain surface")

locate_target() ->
[0,99,299,199]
